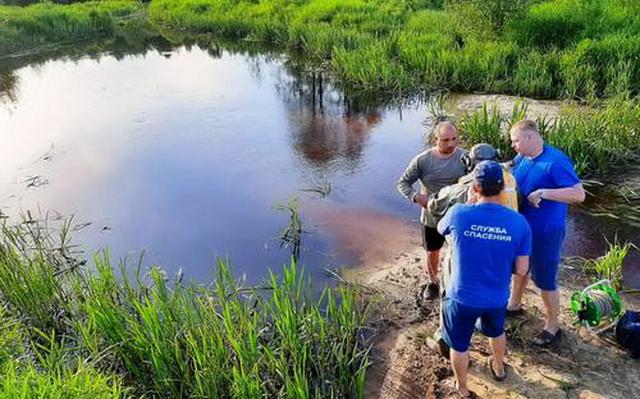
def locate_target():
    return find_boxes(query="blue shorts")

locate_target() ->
[530,228,565,291]
[442,298,506,353]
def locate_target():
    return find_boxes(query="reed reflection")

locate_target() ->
[0,72,19,105]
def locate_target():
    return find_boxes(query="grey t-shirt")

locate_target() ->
[397,147,467,227]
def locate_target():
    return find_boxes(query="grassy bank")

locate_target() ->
[0,1,143,56]
[0,220,371,398]
[146,0,640,100]
[2,1,640,100]
[451,97,640,176]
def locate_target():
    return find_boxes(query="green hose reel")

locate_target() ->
[570,279,622,328]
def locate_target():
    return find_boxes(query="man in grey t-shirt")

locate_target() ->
[397,122,467,300]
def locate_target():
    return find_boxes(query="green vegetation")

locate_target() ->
[584,240,635,290]
[144,0,640,100]
[0,1,143,55]
[275,196,303,262]
[0,304,125,398]
[3,0,640,101]
[440,97,640,176]
[0,220,371,398]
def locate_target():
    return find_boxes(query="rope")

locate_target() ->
[588,289,615,317]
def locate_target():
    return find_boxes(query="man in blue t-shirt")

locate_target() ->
[438,161,531,398]
[507,119,585,347]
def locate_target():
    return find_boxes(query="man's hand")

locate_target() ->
[466,185,478,204]
[414,193,428,208]
[527,189,545,208]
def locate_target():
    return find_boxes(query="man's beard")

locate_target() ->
[439,147,455,154]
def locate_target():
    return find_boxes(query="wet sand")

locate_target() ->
[345,244,640,399]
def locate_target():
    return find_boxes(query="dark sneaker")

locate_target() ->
[421,282,439,300]
[532,329,562,347]
[427,329,450,358]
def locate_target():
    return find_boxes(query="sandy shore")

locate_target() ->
[344,245,640,399]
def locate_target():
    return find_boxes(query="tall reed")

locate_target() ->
[447,96,640,176]
[5,0,640,101]
[0,218,371,397]
[584,239,635,290]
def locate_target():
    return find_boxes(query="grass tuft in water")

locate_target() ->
[584,239,636,290]
[275,196,303,261]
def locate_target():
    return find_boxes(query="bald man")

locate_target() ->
[507,119,585,347]
[398,122,468,300]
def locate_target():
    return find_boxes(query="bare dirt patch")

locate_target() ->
[346,246,640,399]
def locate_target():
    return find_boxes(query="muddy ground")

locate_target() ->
[344,245,640,399]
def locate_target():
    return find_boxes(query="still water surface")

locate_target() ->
[1,45,638,287]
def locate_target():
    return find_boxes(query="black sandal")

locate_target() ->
[486,355,506,381]
[532,329,562,347]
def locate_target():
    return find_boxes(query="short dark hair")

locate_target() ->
[477,180,505,197]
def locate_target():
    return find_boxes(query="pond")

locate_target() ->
[1,43,638,288]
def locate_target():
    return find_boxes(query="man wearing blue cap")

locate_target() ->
[438,161,531,398]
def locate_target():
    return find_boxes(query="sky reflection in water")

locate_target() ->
[0,46,638,287]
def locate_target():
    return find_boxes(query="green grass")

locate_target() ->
[3,0,640,101]
[435,95,640,176]
[0,358,126,398]
[0,219,372,397]
[0,1,143,56]
[584,239,635,290]
[143,0,640,100]
[545,98,640,176]
[0,295,125,398]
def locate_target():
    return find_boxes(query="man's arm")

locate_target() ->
[528,155,585,207]
[514,218,532,276]
[397,154,426,204]
[527,183,585,208]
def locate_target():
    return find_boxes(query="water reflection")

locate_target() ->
[304,204,417,269]
[0,72,19,105]
[0,42,638,288]
[273,64,383,171]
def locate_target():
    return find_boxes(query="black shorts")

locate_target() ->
[422,225,445,251]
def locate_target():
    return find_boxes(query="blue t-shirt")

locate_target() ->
[512,144,580,232]
[438,203,532,308]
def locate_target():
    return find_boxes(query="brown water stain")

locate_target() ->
[304,204,420,271]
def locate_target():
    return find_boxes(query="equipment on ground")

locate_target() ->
[570,279,622,330]
[615,310,640,359]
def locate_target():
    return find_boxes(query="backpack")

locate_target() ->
[615,310,640,359]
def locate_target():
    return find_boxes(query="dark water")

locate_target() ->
[1,45,638,287]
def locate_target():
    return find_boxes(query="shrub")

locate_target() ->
[584,239,634,290]
[508,0,593,49]
[446,0,531,39]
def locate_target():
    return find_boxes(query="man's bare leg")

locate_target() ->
[507,274,528,311]
[450,349,470,397]
[488,334,506,378]
[541,289,560,334]
[426,249,440,283]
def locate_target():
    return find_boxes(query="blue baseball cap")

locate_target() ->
[473,160,504,188]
